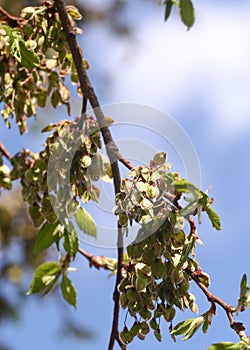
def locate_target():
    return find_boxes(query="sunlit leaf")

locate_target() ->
[63,224,79,258]
[207,342,245,350]
[60,274,77,308]
[75,207,97,238]
[27,261,61,295]
[171,316,204,340]
[204,205,221,230]
[34,221,61,256]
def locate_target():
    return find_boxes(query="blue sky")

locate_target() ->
[1,1,250,349]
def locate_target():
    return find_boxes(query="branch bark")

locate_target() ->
[186,269,249,342]
[54,1,124,348]
[0,142,11,160]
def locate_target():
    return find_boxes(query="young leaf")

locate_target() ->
[34,221,62,256]
[60,274,77,308]
[27,261,61,295]
[63,224,79,258]
[171,316,204,340]
[179,0,195,30]
[236,274,250,315]
[66,5,82,20]
[172,179,200,196]
[153,152,166,166]
[207,342,245,350]
[204,205,222,230]
[75,207,97,238]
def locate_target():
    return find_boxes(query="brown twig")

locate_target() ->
[78,247,117,272]
[186,268,249,342]
[54,1,124,348]
[0,6,26,27]
[118,155,134,170]
[0,142,11,160]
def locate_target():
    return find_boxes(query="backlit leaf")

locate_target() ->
[60,274,77,308]
[63,224,79,258]
[27,261,61,295]
[204,205,221,230]
[34,221,62,256]
[75,207,97,238]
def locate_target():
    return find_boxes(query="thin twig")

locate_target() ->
[0,6,26,27]
[54,1,124,348]
[78,247,117,271]
[186,268,249,341]
[0,142,11,160]
[118,155,134,170]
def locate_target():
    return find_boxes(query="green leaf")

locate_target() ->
[207,342,245,350]
[172,179,200,196]
[27,261,61,295]
[179,0,195,30]
[204,205,221,230]
[60,274,77,308]
[66,5,82,20]
[29,204,44,227]
[171,316,204,340]
[153,152,166,165]
[179,200,198,217]
[13,39,40,69]
[165,1,173,22]
[41,123,57,133]
[236,274,250,315]
[34,221,62,256]
[75,207,97,238]
[63,224,79,258]
[177,236,196,268]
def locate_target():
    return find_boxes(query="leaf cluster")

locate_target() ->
[115,152,221,343]
[0,3,84,134]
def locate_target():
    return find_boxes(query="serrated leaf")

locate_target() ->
[63,224,79,258]
[165,1,173,22]
[75,207,97,238]
[60,274,77,308]
[179,0,195,30]
[27,261,61,295]
[34,221,61,256]
[204,205,221,230]
[207,342,245,350]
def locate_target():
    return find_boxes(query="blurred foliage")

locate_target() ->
[0,188,93,348]
[0,0,132,35]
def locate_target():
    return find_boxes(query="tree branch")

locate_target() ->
[0,142,11,160]
[186,269,249,342]
[78,247,117,272]
[0,6,26,27]
[54,1,124,348]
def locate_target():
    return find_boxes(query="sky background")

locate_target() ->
[0,0,250,349]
